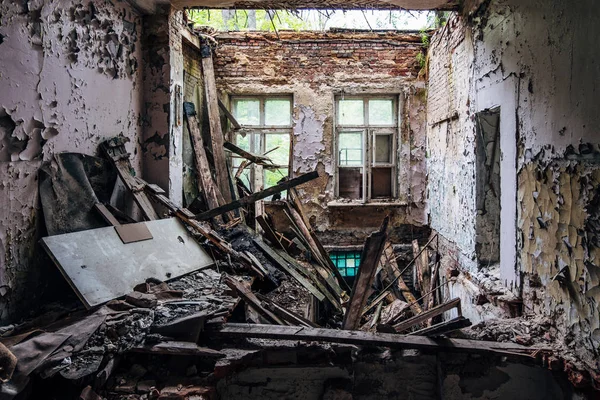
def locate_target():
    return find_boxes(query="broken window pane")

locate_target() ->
[233,99,260,125]
[371,167,392,198]
[265,133,290,166]
[374,134,392,164]
[338,99,364,126]
[338,132,363,166]
[339,168,363,199]
[265,99,291,126]
[368,99,394,125]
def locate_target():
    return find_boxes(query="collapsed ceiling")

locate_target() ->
[171,0,460,10]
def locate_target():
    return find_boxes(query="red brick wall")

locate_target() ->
[213,31,423,83]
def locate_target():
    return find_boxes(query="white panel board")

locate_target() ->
[41,218,214,308]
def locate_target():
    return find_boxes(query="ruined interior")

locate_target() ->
[0,0,599,398]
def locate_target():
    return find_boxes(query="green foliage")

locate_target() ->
[416,52,427,69]
[187,9,314,31]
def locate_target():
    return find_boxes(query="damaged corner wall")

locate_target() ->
[212,31,428,242]
[426,0,600,369]
[0,0,144,321]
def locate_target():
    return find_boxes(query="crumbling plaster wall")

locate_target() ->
[213,31,428,238]
[427,0,600,368]
[0,0,143,321]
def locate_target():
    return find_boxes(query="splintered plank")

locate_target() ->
[41,218,214,308]
[218,98,242,130]
[393,298,461,333]
[343,216,389,330]
[201,43,232,203]
[183,102,228,223]
[256,293,319,328]
[224,276,284,325]
[210,323,541,358]
[409,316,471,337]
[253,238,326,303]
[382,243,423,316]
[193,171,319,221]
[131,341,224,357]
[224,141,273,166]
[100,137,158,221]
[412,240,430,309]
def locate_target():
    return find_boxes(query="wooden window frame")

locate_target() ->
[230,95,293,196]
[334,95,399,202]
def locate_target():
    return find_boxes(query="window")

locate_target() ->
[335,96,398,201]
[329,251,361,277]
[230,96,292,199]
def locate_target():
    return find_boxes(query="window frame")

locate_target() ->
[229,95,293,196]
[334,95,399,202]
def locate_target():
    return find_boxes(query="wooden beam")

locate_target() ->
[94,203,120,227]
[427,257,441,326]
[410,316,471,337]
[201,42,232,203]
[210,323,541,358]
[253,238,326,303]
[256,293,319,328]
[394,298,461,333]
[343,216,389,330]
[100,137,159,221]
[218,98,241,130]
[224,276,284,325]
[131,341,224,357]
[224,141,273,166]
[193,171,319,221]
[183,102,228,223]
[413,240,430,308]
[382,243,423,316]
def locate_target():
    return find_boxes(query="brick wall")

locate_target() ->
[214,31,423,83]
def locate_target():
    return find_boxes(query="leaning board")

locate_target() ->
[41,218,214,308]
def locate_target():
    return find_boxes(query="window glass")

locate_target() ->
[338,99,364,126]
[265,99,291,126]
[233,99,260,125]
[265,133,290,166]
[374,134,392,164]
[330,251,361,277]
[368,99,394,125]
[264,168,288,200]
[338,132,363,166]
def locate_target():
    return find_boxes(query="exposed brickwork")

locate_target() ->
[214,31,424,84]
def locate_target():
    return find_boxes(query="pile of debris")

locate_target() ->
[0,43,553,399]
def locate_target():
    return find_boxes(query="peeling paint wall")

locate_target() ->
[213,31,428,238]
[0,0,143,321]
[427,0,600,369]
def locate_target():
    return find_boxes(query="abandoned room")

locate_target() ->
[0,0,599,398]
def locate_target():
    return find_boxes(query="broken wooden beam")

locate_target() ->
[218,98,242,130]
[409,316,471,337]
[343,216,389,330]
[381,243,423,316]
[394,298,461,333]
[184,102,230,223]
[224,276,284,325]
[256,293,319,328]
[193,171,319,221]
[253,238,326,303]
[131,341,224,358]
[100,137,159,221]
[201,42,233,203]
[209,323,541,358]
[224,141,273,166]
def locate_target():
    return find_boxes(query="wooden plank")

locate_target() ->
[343,216,389,330]
[193,171,319,221]
[224,141,272,166]
[183,102,228,223]
[410,316,471,337]
[41,218,214,308]
[201,43,232,203]
[131,341,224,357]
[256,293,319,328]
[94,203,120,227]
[369,301,384,329]
[253,238,326,302]
[427,258,441,326]
[361,290,391,317]
[224,276,284,325]
[100,137,159,221]
[275,249,343,311]
[393,298,461,333]
[210,323,540,358]
[218,98,241,130]
[382,243,423,316]
[412,240,431,309]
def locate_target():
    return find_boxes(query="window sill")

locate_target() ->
[327,200,408,207]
